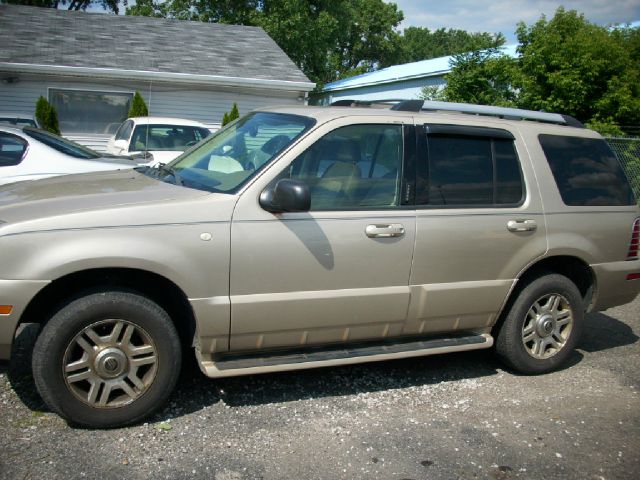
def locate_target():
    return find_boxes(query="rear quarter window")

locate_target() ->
[0,132,28,166]
[539,134,635,206]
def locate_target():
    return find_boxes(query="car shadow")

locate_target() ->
[1,310,636,424]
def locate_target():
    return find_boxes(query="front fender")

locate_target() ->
[0,222,231,300]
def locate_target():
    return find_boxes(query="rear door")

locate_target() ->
[404,123,547,335]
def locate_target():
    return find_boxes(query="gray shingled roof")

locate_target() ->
[0,4,311,85]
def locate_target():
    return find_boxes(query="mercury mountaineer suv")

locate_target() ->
[1,100,639,428]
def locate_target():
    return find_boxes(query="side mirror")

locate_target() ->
[260,179,311,213]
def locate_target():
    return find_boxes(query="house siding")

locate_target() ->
[0,74,303,151]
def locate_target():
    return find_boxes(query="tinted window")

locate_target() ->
[420,132,523,206]
[285,124,403,210]
[539,135,635,206]
[0,132,28,166]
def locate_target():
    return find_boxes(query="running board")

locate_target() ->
[197,333,493,378]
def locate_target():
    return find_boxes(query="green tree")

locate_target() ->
[428,8,640,133]
[515,8,639,127]
[7,0,125,14]
[128,91,149,117]
[221,102,240,126]
[392,27,505,66]
[434,47,518,107]
[34,96,61,135]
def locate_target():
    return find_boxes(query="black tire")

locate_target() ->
[32,290,182,428]
[495,274,583,374]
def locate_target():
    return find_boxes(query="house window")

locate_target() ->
[49,89,133,135]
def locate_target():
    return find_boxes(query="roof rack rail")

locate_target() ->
[416,100,583,127]
[330,99,410,108]
[330,98,584,127]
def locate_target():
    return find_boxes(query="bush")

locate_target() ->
[128,91,149,117]
[222,102,240,126]
[34,96,60,135]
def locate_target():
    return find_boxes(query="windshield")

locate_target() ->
[23,127,100,159]
[130,125,211,152]
[148,112,315,193]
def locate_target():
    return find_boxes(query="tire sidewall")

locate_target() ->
[32,290,181,428]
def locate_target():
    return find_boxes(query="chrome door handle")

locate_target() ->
[366,223,405,238]
[507,219,537,232]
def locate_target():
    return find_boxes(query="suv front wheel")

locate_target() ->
[32,290,182,428]
[495,274,584,374]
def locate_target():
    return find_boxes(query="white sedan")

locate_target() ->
[106,117,211,165]
[0,126,142,185]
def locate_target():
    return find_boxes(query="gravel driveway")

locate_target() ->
[1,297,638,480]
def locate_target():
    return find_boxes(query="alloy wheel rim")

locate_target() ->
[63,319,158,408]
[522,293,573,359]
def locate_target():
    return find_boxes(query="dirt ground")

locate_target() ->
[1,297,638,480]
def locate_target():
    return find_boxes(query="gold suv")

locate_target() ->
[1,100,639,428]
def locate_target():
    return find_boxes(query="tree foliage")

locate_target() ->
[7,0,125,14]
[35,96,61,135]
[429,8,640,132]
[434,47,518,107]
[391,27,505,66]
[128,91,149,117]
[222,102,240,126]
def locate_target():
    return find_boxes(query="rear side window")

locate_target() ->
[0,132,28,166]
[539,135,635,206]
[418,129,524,207]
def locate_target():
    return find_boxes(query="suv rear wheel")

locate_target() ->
[32,290,181,428]
[496,274,583,374]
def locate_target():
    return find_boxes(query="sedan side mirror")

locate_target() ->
[260,179,311,213]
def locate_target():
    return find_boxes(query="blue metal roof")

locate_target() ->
[323,44,518,93]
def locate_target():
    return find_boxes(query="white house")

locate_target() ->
[0,4,314,151]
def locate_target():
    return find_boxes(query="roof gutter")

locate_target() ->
[0,62,316,92]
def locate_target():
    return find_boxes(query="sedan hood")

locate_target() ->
[0,169,212,227]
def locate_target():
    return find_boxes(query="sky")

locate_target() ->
[387,0,640,42]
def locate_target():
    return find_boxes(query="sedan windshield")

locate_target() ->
[23,127,100,159]
[148,112,315,193]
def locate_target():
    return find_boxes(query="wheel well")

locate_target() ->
[492,255,595,336]
[18,268,196,348]
[516,256,595,304]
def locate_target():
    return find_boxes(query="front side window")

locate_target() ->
[157,112,315,193]
[418,128,524,207]
[115,120,134,141]
[49,89,132,134]
[0,132,28,167]
[283,124,403,210]
[539,134,635,206]
[129,125,210,152]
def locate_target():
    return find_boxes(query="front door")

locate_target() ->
[229,119,417,352]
